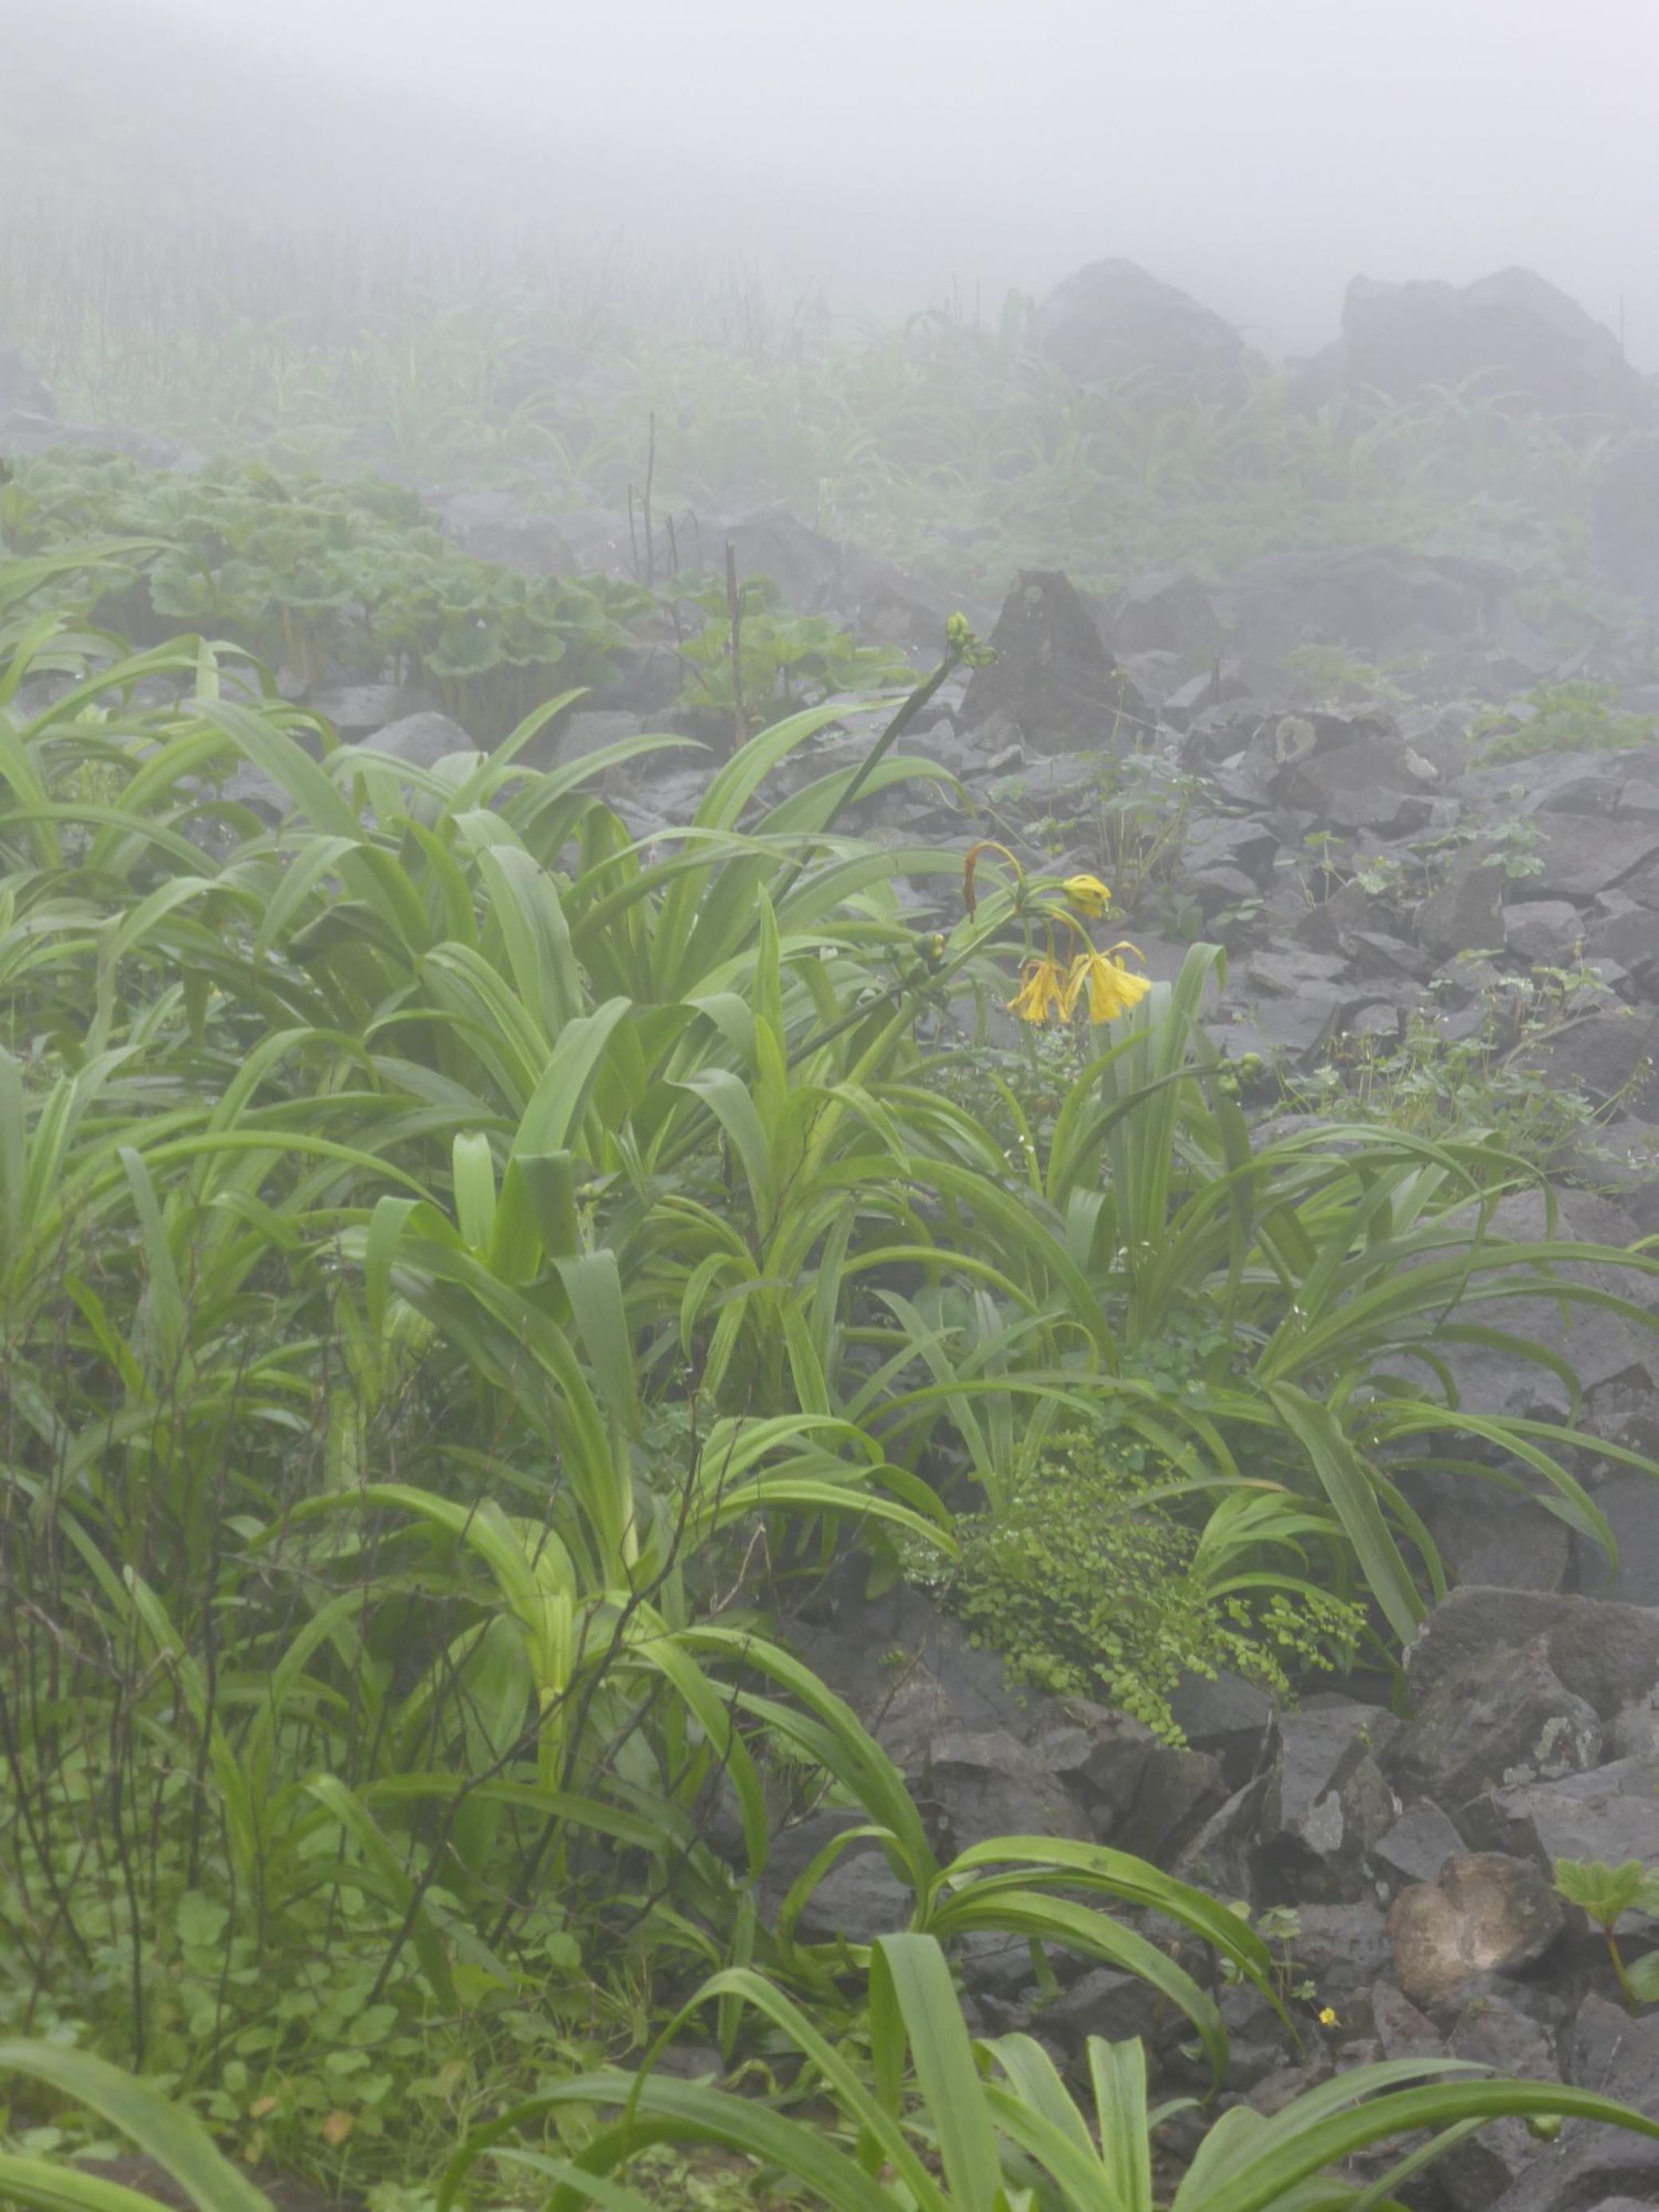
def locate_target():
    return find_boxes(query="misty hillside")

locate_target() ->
[10,6,1659,2207]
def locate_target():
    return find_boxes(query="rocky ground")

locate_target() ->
[770,1579,1659,2212]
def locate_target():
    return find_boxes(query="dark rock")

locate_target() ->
[435,489,576,574]
[1107,571,1223,660]
[1257,1704,1400,1899]
[1439,2115,1547,2210]
[1506,901,1591,965]
[1031,1965,1164,2056]
[1372,1798,1473,1890]
[1420,853,1507,957]
[1162,665,1248,730]
[1182,694,1278,767]
[1035,259,1249,402]
[1388,1854,1564,2008]
[1326,267,1649,423]
[1181,816,1281,885]
[1114,1743,1229,1863]
[1526,815,1659,901]
[551,708,650,767]
[758,1810,913,1945]
[1166,1671,1275,1785]
[309,682,437,734]
[1182,863,1265,919]
[1574,1473,1659,1607]
[1452,1989,1558,2079]
[1351,929,1436,983]
[1174,1777,1271,1905]
[362,710,481,770]
[1069,1707,1161,1827]
[1245,946,1351,995]
[1479,1996,1659,2210]
[663,505,953,653]
[1418,1490,1572,1597]
[783,1585,1031,1783]
[1371,1979,1447,2061]
[927,1728,1093,1854]
[960,570,1147,754]
[953,1929,1045,2005]
[1220,546,1515,665]
[1582,901,1659,999]
[1229,983,1351,1065]
[1245,2057,1336,2116]
[1510,1009,1659,1122]
[1405,1589,1659,1722]
[1468,1759,1659,1872]
[1289,1900,1393,2008]
[1388,1638,1605,1806]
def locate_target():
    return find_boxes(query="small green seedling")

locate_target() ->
[1553,1857,1659,2012]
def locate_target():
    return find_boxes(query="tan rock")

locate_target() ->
[1386,1852,1563,2008]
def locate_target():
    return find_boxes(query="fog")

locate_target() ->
[11,0,1659,360]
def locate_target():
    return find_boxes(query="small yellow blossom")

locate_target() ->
[1062,873,1113,919]
[1317,2006,1340,2028]
[1064,946,1152,1023]
[1008,955,1070,1025]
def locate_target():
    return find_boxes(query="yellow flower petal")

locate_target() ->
[1065,949,1153,1023]
[1008,956,1069,1024]
[1063,873,1113,919]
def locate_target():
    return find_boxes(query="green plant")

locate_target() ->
[1473,679,1656,764]
[913,1427,1364,1740]
[2,449,653,732]
[10,1944,1659,2212]
[441,1933,1659,2212]
[1552,1857,1659,2012]
[1281,645,1415,705]
[667,572,914,729]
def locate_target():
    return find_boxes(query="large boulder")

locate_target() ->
[1387,1854,1564,2008]
[1255,1703,1400,1900]
[1467,1756,1659,1872]
[959,569,1147,753]
[1404,1589,1659,1723]
[1035,259,1249,402]
[1320,267,1649,424]
[1487,1996,1659,2208]
[362,711,481,770]
[1105,571,1223,660]
[1218,547,1514,666]
[1386,1637,1605,1806]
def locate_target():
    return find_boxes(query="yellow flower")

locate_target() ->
[1317,2005,1340,2028]
[1064,946,1152,1023]
[1008,955,1070,1025]
[1062,873,1113,919]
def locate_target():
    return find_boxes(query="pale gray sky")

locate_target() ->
[32,0,1659,357]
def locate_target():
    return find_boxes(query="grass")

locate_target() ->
[0,195,1639,634]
